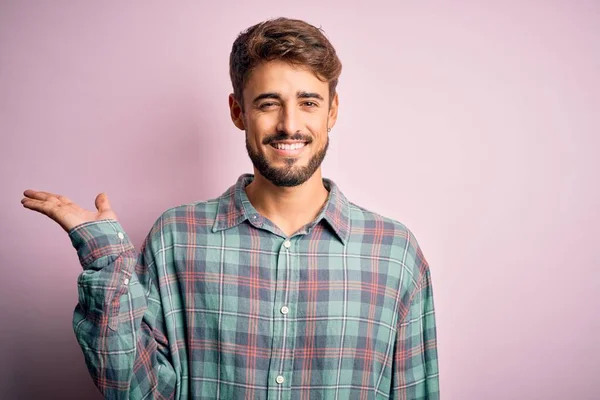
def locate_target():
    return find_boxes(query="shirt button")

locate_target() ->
[123,278,129,285]
[280,306,289,315]
[276,375,284,384]
[117,232,124,240]
[283,240,291,248]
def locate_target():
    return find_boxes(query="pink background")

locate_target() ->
[1,1,599,399]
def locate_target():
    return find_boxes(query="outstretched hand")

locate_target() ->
[21,190,118,233]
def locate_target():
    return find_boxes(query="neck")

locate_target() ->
[245,169,329,237]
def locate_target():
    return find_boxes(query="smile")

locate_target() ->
[272,142,306,150]
[271,140,309,158]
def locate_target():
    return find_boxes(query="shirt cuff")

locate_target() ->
[68,219,134,269]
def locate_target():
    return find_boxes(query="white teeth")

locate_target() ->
[274,142,306,150]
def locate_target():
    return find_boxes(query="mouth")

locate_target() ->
[269,141,308,156]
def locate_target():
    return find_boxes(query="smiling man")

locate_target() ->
[22,18,439,399]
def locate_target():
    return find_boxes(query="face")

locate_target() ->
[229,60,338,187]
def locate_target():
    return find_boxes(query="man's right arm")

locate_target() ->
[69,218,177,399]
[21,190,178,398]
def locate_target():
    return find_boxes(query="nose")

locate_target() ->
[276,105,300,136]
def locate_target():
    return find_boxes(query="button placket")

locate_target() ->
[268,238,294,393]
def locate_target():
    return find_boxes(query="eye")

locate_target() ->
[302,101,318,108]
[259,102,279,110]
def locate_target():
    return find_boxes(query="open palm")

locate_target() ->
[21,190,118,233]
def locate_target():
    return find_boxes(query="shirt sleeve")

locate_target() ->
[391,247,440,399]
[69,218,177,399]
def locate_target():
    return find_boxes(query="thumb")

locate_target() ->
[95,192,112,213]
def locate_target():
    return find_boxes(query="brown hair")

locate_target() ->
[229,17,342,110]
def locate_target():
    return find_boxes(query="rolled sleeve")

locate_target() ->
[69,219,135,269]
[69,219,137,331]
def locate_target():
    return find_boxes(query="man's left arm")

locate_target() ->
[391,251,440,399]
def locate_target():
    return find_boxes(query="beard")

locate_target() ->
[245,132,329,187]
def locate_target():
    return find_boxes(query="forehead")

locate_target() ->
[244,60,328,98]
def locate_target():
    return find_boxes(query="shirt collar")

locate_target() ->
[212,174,350,245]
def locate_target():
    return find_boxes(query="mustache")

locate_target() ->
[262,132,313,145]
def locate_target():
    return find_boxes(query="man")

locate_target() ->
[21,17,439,399]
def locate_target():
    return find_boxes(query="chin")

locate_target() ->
[247,137,327,188]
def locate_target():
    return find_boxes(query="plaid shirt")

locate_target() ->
[69,174,439,399]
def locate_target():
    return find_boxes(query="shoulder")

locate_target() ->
[348,201,415,244]
[144,197,221,244]
[159,197,221,222]
[347,201,429,281]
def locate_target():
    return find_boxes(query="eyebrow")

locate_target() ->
[252,91,324,104]
[297,91,324,101]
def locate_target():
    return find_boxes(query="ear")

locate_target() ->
[327,92,339,131]
[229,93,245,130]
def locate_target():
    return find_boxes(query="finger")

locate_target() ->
[22,198,72,231]
[95,193,112,213]
[23,190,73,205]
[23,189,54,200]
[21,194,60,208]
[21,198,57,217]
